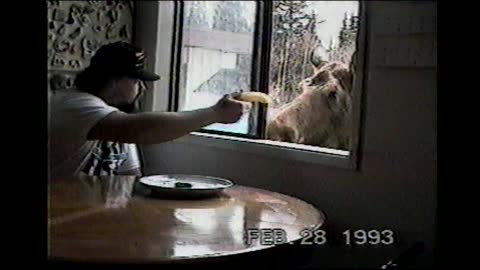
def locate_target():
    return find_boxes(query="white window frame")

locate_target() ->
[136,1,367,170]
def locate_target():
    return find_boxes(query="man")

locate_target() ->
[49,41,247,179]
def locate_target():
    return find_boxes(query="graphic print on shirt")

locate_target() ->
[82,140,129,176]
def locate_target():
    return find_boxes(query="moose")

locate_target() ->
[266,46,355,150]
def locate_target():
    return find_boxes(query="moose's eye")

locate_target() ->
[303,78,312,85]
[328,91,337,100]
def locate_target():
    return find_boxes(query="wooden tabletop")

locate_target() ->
[48,175,325,264]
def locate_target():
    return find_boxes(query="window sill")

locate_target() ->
[175,132,355,169]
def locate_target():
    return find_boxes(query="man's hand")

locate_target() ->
[212,93,251,124]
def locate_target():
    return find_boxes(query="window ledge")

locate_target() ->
[174,132,355,169]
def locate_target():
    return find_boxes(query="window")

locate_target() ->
[176,1,257,136]
[166,1,365,166]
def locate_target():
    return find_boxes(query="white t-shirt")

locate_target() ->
[48,90,141,180]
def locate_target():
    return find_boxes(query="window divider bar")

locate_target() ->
[251,1,273,139]
[169,0,184,112]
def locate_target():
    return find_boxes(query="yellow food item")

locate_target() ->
[237,92,273,104]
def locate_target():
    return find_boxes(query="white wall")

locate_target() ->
[137,1,436,267]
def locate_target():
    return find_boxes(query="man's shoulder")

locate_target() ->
[51,90,108,109]
[51,89,97,101]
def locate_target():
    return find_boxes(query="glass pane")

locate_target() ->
[266,1,360,150]
[179,1,257,135]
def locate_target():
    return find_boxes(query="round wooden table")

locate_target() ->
[48,175,325,264]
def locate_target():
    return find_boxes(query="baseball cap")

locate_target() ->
[89,41,160,81]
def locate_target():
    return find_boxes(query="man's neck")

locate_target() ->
[96,88,137,113]
[96,86,117,107]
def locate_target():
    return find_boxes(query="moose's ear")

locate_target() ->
[310,46,329,71]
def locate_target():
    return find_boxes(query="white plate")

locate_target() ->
[138,174,234,198]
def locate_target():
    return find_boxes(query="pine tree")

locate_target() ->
[185,1,209,29]
[212,1,250,33]
[334,11,359,63]
[270,1,323,104]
